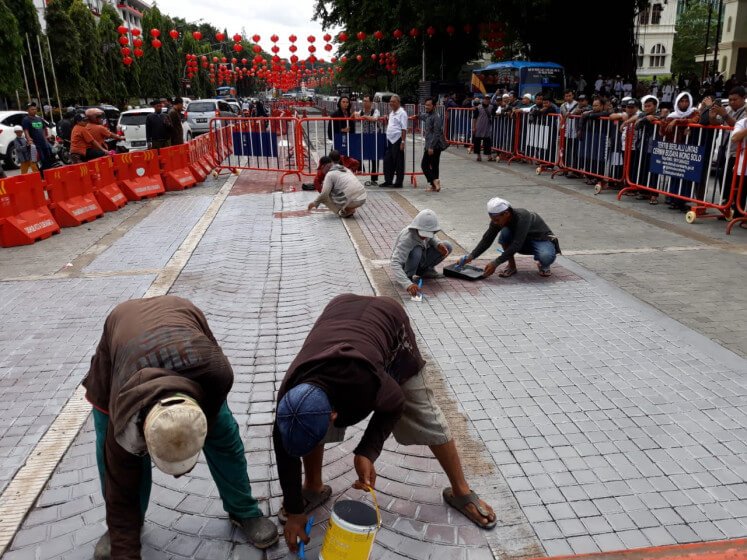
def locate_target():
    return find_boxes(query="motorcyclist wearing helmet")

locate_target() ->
[85,108,124,150]
[70,112,107,163]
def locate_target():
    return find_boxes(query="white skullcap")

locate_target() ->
[523,93,532,99]
[502,93,510,98]
[487,197,511,214]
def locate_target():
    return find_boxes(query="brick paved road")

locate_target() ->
[3,160,747,560]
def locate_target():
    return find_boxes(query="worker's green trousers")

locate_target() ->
[93,401,262,519]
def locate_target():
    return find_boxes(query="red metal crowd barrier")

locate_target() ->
[0,174,60,247]
[44,164,105,227]
[726,142,747,234]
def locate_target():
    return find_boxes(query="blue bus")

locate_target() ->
[472,61,565,100]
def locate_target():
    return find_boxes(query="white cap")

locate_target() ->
[144,394,207,476]
[523,93,532,100]
[502,93,510,99]
[13,125,22,132]
[408,209,441,238]
[487,197,511,214]
[621,96,632,103]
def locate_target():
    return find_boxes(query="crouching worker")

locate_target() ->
[390,209,452,297]
[84,295,278,559]
[459,197,560,278]
[273,294,497,553]
[307,151,367,217]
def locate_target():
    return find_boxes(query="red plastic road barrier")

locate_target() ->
[534,537,747,560]
[159,144,197,191]
[45,163,105,227]
[113,150,165,201]
[0,174,60,247]
[87,157,127,212]
[186,141,207,183]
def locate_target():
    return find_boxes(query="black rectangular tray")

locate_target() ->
[443,263,485,281]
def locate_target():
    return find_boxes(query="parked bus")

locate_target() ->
[472,61,565,100]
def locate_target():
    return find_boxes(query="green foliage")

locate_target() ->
[6,0,41,38]
[97,3,129,104]
[0,0,23,97]
[45,0,82,101]
[139,6,173,99]
[68,0,100,102]
[672,1,718,77]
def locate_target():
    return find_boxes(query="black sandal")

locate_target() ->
[443,487,497,529]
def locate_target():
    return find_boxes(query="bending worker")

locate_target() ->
[390,209,452,297]
[83,295,278,559]
[460,197,560,278]
[273,294,496,553]
[307,150,367,217]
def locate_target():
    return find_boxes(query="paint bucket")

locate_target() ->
[319,487,381,560]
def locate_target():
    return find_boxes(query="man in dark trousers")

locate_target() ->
[459,197,560,278]
[380,94,409,187]
[273,294,496,554]
[167,97,185,146]
[21,102,53,170]
[84,296,278,559]
[145,99,170,149]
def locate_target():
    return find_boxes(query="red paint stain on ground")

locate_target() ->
[229,170,282,195]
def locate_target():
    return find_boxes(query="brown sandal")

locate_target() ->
[498,267,517,278]
[443,487,496,529]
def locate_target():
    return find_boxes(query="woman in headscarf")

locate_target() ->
[660,92,700,210]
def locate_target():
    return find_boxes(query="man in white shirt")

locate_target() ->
[381,94,409,188]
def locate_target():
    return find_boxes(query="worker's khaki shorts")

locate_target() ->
[322,368,452,447]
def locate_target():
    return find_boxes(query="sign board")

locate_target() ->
[649,140,705,182]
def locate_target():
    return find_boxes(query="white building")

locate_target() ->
[718,0,747,78]
[33,0,150,33]
[634,0,679,76]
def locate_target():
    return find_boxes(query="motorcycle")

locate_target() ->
[52,136,72,165]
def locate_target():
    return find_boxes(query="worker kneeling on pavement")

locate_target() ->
[273,294,496,553]
[307,149,367,218]
[391,209,452,297]
[83,296,278,559]
[459,197,560,278]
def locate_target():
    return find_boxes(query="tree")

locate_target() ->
[6,0,42,102]
[68,0,100,102]
[672,1,718,77]
[97,3,129,104]
[0,0,23,101]
[45,0,82,102]
[139,6,172,99]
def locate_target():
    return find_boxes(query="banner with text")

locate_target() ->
[649,141,706,182]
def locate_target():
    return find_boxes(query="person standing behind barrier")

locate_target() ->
[167,98,185,146]
[355,94,381,185]
[472,96,496,162]
[458,197,559,278]
[662,92,700,211]
[391,209,452,296]
[731,116,747,219]
[708,87,746,207]
[561,90,579,172]
[307,151,367,218]
[10,126,38,174]
[22,102,53,171]
[70,113,107,164]
[381,94,408,188]
[329,95,355,140]
[146,99,171,150]
[419,97,447,192]
[86,109,124,154]
[634,96,661,204]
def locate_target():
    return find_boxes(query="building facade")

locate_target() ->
[718,0,747,79]
[33,0,149,32]
[634,0,680,76]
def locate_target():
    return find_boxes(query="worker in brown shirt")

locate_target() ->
[274,294,497,553]
[84,296,278,559]
[85,108,124,150]
[70,113,106,163]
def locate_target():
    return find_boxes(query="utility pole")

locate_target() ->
[26,34,43,106]
[711,0,724,79]
[45,35,63,117]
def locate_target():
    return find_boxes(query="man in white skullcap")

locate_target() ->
[458,197,560,278]
[83,296,278,559]
[390,209,452,297]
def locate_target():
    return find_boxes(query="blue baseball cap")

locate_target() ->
[277,383,332,458]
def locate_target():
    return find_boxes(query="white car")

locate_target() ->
[117,108,192,151]
[1,110,31,169]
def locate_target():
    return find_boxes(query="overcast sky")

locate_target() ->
[154,0,341,58]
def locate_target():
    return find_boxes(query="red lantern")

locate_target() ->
[252,45,261,53]
[271,34,279,42]
[371,53,377,60]
[118,36,129,45]
[308,45,316,53]
[150,28,160,38]
[289,44,297,53]
[324,43,332,52]
[232,33,242,42]
[231,57,237,64]
[323,33,332,42]
[168,29,178,40]
[213,32,223,41]
[409,28,419,38]
[307,35,316,43]
[221,56,227,62]
[151,38,161,49]
[330,56,337,63]
[120,47,130,56]
[463,24,472,34]
[192,31,202,40]
[201,61,208,68]
[290,55,298,63]
[131,28,140,36]
[356,31,366,41]
[134,48,143,57]
[289,34,297,43]
[212,56,219,62]
[241,58,247,64]
[123,56,133,66]
[252,34,260,43]
[338,32,348,42]
[201,55,207,61]
[373,30,384,40]
[271,45,279,53]
[133,37,143,47]
[356,54,363,62]
[117,25,127,35]
[446,25,455,36]
[426,26,436,37]
[341,56,347,63]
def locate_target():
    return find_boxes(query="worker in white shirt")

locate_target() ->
[381,94,409,188]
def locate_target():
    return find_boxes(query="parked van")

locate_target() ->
[185,99,234,135]
[117,108,192,151]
